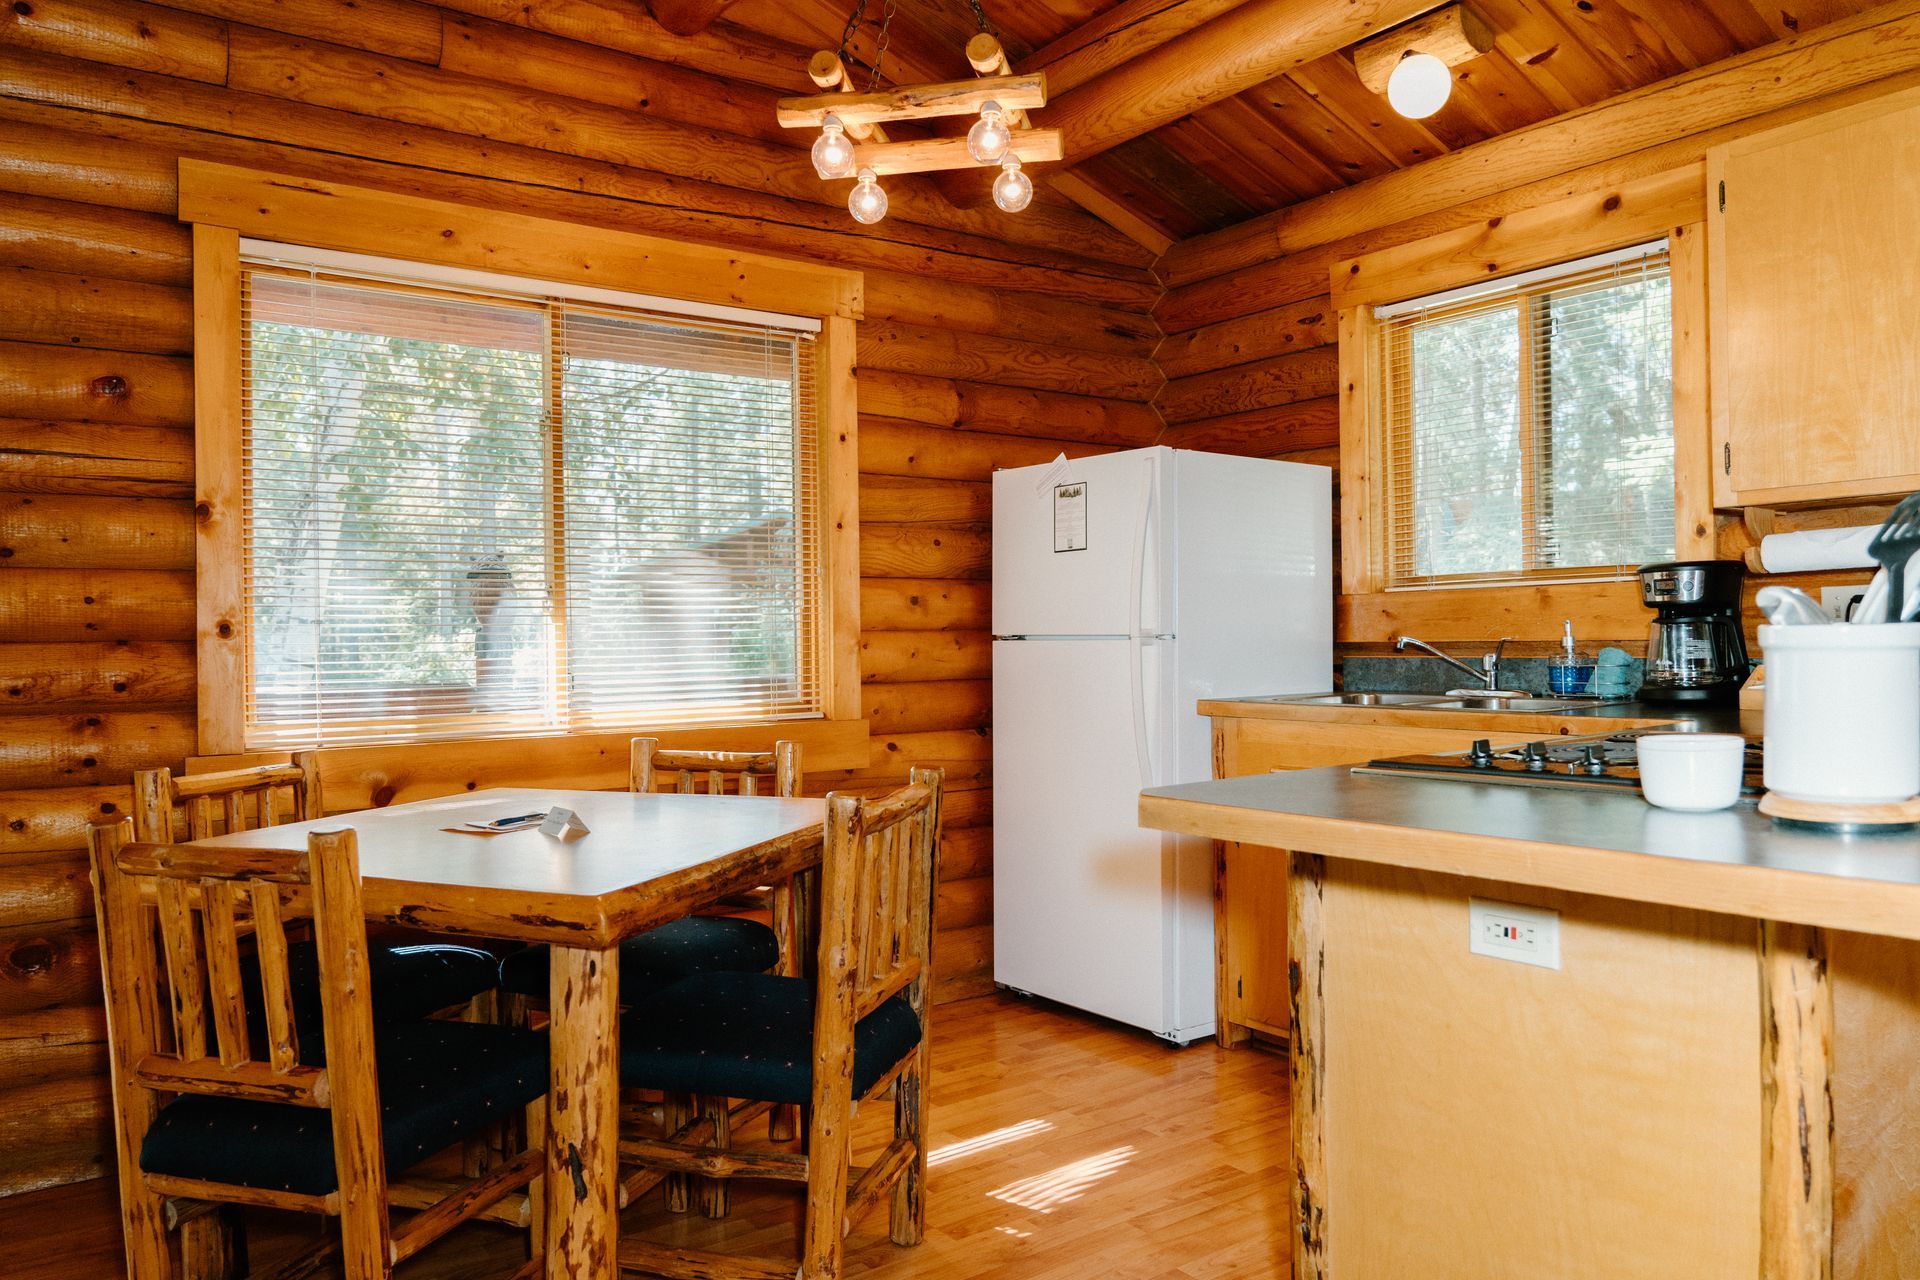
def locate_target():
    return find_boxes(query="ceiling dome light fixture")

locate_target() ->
[848,168,889,225]
[1386,50,1453,119]
[992,156,1033,213]
[967,100,1013,164]
[811,115,857,179]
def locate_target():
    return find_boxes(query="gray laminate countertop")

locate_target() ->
[1140,767,1920,940]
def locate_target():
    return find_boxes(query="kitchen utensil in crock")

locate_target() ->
[1867,492,1920,624]
[1755,585,1832,626]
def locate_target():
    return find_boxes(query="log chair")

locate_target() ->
[128,757,505,1274]
[87,818,549,1280]
[613,767,944,1280]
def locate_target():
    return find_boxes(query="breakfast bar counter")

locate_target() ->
[1143,768,1920,941]
[1142,769,1920,1280]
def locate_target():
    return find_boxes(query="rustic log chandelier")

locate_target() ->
[776,0,1062,225]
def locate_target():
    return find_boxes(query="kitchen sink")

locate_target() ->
[1276,693,1457,707]
[1421,696,1589,711]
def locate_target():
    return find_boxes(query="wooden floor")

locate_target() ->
[3,994,1294,1280]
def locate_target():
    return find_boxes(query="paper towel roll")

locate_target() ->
[1757,524,1882,574]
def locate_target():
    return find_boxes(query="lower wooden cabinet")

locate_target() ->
[1209,714,1540,1048]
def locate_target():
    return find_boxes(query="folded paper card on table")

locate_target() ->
[541,807,591,840]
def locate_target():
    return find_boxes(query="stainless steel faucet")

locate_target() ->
[1394,635,1523,697]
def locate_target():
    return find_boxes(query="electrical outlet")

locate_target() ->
[1821,583,1873,622]
[1469,898,1561,970]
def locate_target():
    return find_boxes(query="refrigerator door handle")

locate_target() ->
[1128,466,1155,787]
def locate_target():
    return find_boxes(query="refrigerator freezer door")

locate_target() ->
[992,636,1190,1037]
[992,449,1164,637]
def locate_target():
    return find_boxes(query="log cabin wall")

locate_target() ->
[1150,2,1920,660]
[0,0,1165,1196]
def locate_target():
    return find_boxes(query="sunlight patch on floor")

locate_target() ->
[984,1146,1135,1214]
[928,1118,1055,1167]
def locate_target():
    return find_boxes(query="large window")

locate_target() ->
[1375,241,1676,588]
[238,249,822,747]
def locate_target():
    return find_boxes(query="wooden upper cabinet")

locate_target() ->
[1708,87,1920,507]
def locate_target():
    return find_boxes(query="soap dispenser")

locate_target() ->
[1550,620,1594,696]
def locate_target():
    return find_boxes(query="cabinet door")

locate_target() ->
[1709,86,1920,505]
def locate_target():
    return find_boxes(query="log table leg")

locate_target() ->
[1760,920,1834,1280]
[548,944,621,1280]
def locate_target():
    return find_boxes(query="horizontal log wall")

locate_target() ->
[0,0,1167,1196]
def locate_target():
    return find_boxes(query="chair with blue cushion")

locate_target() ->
[88,818,548,1280]
[495,737,806,1214]
[616,767,943,1280]
[129,759,503,1275]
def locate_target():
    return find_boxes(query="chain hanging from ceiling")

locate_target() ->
[777,0,1056,225]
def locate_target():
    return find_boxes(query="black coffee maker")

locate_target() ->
[1637,560,1750,704]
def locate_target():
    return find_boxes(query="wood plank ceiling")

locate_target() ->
[722,0,1888,246]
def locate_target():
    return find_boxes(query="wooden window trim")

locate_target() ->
[185,161,864,754]
[1333,167,1715,643]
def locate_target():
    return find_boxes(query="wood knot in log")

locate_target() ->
[90,374,128,398]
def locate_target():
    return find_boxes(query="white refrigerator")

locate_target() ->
[991,446,1332,1043]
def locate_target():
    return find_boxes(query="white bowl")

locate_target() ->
[1638,733,1746,812]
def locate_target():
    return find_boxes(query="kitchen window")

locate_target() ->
[1374,241,1676,589]
[235,244,824,748]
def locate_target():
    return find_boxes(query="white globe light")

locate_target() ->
[992,158,1033,213]
[811,117,856,180]
[848,168,888,225]
[1386,52,1452,119]
[967,101,1012,164]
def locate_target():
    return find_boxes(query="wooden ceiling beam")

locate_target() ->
[646,0,743,37]
[1043,0,1448,167]
[1021,0,1257,97]
[1048,169,1177,256]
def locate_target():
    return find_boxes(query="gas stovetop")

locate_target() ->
[1353,729,1765,794]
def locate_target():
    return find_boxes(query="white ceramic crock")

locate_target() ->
[1758,622,1920,805]
[1637,733,1746,811]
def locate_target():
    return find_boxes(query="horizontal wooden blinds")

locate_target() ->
[239,255,821,748]
[1375,241,1676,589]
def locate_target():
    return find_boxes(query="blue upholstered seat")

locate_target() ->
[139,1020,548,1198]
[497,916,779,1003]
[619,971,921,1106]
[240,941,500,1042]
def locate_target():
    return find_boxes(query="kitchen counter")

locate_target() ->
[1143,766,1920,941]
[1144,749,1920,1277]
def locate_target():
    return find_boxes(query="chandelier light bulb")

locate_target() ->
[1386,51,1452,119]
[992,156,1033,213]
[967,101,1013,164]
[811,115,857,179]
[848,168,888,225]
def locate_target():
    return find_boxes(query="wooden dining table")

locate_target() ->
[188,785,827,1280]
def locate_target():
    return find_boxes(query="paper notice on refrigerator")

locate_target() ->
[1032,452,1071,496]
[1053,482,1088,553]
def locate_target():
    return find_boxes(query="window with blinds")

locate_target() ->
[239,251,821,748]
[1375,241,1676,589]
